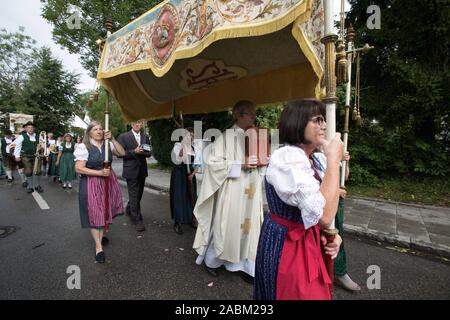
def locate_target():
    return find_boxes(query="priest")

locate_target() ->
[193,100,266,284]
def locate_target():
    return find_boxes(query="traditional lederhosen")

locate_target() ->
[20,132,41,177]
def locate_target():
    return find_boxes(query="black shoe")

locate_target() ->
[173,223,183,235]
[239,272,254,285]
[7,178,12,183]
[135,223,146,232]
[205,265,218,277]
[101,237,109,246]
[22,181,28,188]
[27,187,34,194]
[35,186,43,193]
[95,251,105,263]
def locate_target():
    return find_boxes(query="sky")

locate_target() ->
[1,0,351,93]
[1,0,95,92]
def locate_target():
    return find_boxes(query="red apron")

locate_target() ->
[272,214,332,300]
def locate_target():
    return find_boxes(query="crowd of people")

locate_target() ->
[0,99,361,299]
[0,122,81,193]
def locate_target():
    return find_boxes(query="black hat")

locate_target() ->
[23,121,34,128]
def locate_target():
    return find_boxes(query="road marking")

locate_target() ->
[117,179,161,195]
[32,191,50,210]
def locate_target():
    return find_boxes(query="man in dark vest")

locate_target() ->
[117,120,152,232]
[13,121,44,193]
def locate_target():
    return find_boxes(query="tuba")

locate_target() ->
[33,131,46,175]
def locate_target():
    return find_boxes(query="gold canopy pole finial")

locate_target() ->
[336,0,348,85]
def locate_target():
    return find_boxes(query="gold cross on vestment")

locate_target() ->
[245,183,256,199]
[241,218,251,235]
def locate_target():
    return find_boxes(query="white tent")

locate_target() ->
[69,114,88,129]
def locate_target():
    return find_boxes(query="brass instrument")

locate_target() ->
[33,131,46,175]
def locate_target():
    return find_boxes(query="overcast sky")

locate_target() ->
[1,0,95,92]
[1,0,350,93]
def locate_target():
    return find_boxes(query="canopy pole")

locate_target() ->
[320,0,339,297]
[341,25,355,188]
[103,16,113,233]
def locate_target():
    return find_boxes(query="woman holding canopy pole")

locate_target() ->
[254,99,343,300]
[74,121,125,263]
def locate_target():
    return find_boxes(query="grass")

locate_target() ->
[347,177,450,207]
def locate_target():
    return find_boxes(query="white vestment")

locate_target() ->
[193,125,264,276]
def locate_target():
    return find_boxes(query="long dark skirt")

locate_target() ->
[169,164,197,224]
[47,152,59,177]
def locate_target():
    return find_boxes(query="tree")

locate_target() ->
[345,0,450,177]
[0,28,37,115]
[41,0,163,77]
[21,47,81,136]
[84,87,127,137]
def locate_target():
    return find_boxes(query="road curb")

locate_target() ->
[145,181,170,193]
[118,176,170,193]
[349,195,450,211]
[343,224,450,259]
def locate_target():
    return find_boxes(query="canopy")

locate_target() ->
[97,0,325,121]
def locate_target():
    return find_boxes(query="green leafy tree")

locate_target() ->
[346,0,450,178]
[84,87,127,137]
[256,104,283,129]
[21,47,81,136]
[41,0,163,77]
[0,28,37,116]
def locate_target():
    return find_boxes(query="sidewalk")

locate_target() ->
[112,158,450,259]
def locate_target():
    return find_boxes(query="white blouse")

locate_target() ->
[171,142,201,168]
[265,145,327,229]
[74,142,115,161]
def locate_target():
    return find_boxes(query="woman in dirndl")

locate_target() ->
[57,133,77,189]
[169,128,200,234]
[254,99,343,300]
[74,121,125,263]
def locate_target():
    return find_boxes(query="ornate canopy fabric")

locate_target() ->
[97,0,325,121]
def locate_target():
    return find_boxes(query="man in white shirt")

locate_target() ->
[13,122,44,193]
[117,120,152,232]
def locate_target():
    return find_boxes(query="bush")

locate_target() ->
[148,119,177,167]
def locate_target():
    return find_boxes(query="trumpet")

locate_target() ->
[33,131,46,175]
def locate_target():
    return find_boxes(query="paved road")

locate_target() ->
[0,176,449,300]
